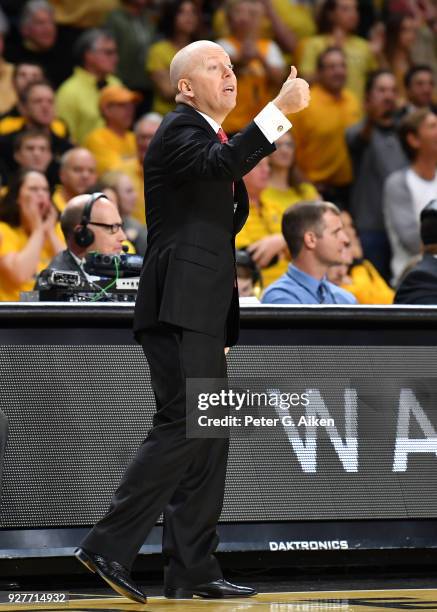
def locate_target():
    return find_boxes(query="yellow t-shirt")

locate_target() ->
[213,0,316,43]
[56,67,122,145]
[341,259,394,305]
[49,0,120,27]
[0,116,68,139]
[146,40,178,116]
[83,126,137,177]
[236,197,289,287]
[0,222,65,301]
[261,182,319,212]
[291,83,361,186]
[0,61,17,115]
[296,34,378,102]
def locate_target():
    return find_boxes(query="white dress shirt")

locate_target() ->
[195,102,292,143]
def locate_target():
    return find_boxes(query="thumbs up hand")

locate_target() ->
[272,66,310,115]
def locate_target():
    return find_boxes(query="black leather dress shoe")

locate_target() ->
[75,547,147,604]
[165,578,257,599]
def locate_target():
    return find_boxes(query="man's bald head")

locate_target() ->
[60,147,95,169]
[169,40,237,122]
[59,147,98,198]
[60,193,114,240]
[169,40,224,88]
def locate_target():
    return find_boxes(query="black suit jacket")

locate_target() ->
[394,254,437,304]
[133,103,275,346]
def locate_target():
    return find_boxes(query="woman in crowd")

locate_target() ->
[101,171,148,256]
[384,0,437,84]
[380,12,418,102]
[297,0,380,101]
[327,210,394,304]
[262,131,319,212]
[146,0,201,115]
[0,169,65,301]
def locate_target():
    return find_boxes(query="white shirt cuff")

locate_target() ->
[254,102,292,144]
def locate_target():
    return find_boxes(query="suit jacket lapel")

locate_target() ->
[174,103,218,140]
[174,103,249,234]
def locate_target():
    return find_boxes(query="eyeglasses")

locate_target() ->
[88,221,123,234]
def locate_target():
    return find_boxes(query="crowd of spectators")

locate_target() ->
[0,0,436,304]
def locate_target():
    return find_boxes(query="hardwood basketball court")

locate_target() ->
[1,588,437,611]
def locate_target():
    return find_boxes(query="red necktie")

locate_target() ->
[217,127,228,143]
[217,127,234,198]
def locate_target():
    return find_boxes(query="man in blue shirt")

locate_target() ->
[262,200,357,304]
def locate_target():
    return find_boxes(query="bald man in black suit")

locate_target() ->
[76,40,310,603]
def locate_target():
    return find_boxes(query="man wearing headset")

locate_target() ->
[38,192,126,282]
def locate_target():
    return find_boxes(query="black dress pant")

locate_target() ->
[80,325,229,587]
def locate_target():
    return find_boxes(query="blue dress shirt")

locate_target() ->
[261,264,357,305]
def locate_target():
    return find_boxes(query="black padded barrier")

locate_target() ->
[1,304,437,557]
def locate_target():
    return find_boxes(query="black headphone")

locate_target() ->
[73,192,108,248]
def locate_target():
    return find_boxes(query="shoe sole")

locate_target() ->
[75,549,147,604]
